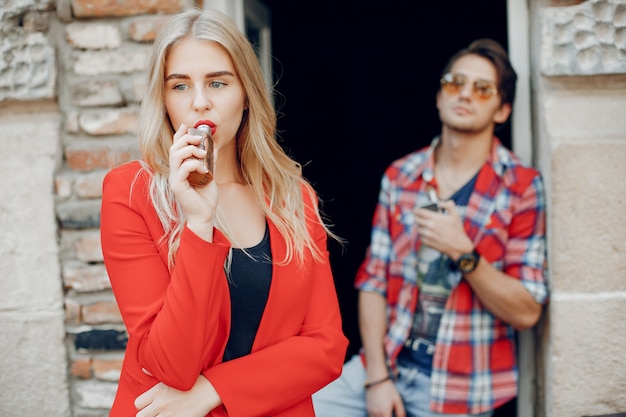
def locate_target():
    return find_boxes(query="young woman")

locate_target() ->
[100,8,348,417]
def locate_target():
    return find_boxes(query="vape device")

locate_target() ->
[186,124,214,187]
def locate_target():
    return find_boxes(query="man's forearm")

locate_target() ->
[358,291,390,380]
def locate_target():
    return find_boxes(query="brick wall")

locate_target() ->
[53,0,193,415]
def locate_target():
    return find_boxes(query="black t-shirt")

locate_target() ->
[222,225,272,362]
[399,172,477,375]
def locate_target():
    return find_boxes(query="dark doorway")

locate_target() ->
[262,1,514,415]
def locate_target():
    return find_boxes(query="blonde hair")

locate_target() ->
[138,8,337,268]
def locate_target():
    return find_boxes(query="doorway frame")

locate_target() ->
[506,1,536,417]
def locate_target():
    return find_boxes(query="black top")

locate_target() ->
[222,225,272,362]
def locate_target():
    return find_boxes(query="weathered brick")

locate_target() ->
[65,110,80,133]
[70,357,93,379]
[75,379,117,410]
[75,170,106,198]
[63,261,110,292]
[82,301,122,325]
[73,47,151,75]
[56,174,74,198]
[78,108,139,136]
[57,200,101,229]
[65,141,133,172]
[66,23,122,50]
[71,80,123,107]
[75,329,128,351]
[71,0,186,18]
[120,74,147,104]
[73,230,103,262]
[65,298,82,324]
[128,15,171,42]
[92,358,123,382]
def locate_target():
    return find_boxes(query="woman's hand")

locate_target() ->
[134,375,222,417]
[169,124,219,241]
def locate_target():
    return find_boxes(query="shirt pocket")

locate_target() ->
[476,209,511,264]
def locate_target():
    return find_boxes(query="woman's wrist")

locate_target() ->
[186,220,215,242]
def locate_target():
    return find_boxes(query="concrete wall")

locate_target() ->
[0,1,69,415]
[532,0,626,416]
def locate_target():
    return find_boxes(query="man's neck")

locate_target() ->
[437,127,493,171]
[434,128,493,198]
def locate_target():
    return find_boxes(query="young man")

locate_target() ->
[313,39,548,417]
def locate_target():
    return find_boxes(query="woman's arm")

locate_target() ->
[101,165,231,390]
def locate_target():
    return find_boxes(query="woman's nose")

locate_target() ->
[193,88,212,111]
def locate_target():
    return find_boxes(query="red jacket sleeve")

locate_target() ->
[100,162,232,390]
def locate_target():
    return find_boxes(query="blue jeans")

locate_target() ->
[312,355,493,417]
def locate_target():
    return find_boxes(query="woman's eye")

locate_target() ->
[209,81,225,88]
[173,84,188,91]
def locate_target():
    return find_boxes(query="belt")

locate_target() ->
[404,337,436,355]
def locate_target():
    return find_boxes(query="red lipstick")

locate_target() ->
[194,120,216,136]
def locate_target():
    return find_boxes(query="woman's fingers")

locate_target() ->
[169,125,210,187]
[134,385,153,410]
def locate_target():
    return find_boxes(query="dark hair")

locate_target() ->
[441,38,517,107]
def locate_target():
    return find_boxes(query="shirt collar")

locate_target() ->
[420,135,511,182]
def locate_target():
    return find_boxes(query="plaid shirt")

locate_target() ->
[355,137,548,414]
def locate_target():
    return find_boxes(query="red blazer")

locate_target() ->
[100,161,348,417]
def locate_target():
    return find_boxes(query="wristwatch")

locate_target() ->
[454,248,481,274]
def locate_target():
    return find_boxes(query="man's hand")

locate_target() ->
[413,199,473,260]
[366,380,406,417]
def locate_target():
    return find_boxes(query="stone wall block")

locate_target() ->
[75,379,117,410]
[66,22,122,50]
[0,316,70,417]
[73,229,103,262]
[66,298,82,324]
[56,174,75,198]
[57,199,101,229]
[78,108,139,135]
[0,110,62,308]
[71,0,186,17]
[121,74,147,103]
[82,301,122,324]
[550,297,626,416]
[57,170,106,199]
[541,0,626,75]
[75,170,107,198]
[73,47,151,75]
[70,356,93,379]
[65,140,134,172]
[551,142,626,293]
[65,110,80,133]
[93,358,123,382]
[63,261,110,292]
[71,80,124,107]
[128,14,171,42]
[0,32,56,101]
[544,92,626,142]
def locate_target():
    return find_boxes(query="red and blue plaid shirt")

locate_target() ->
[355,137,548,414]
